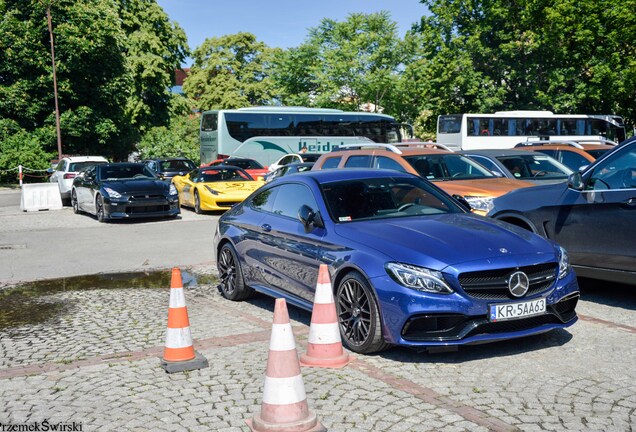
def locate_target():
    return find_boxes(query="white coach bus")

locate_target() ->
[199,106,410,166]
[436,111,626,150]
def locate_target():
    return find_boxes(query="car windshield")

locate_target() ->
[225,159,264,170]
[99,165,156,180]
[68,161,106,172]
[160,160,195,171]
[498,155,572,179]
[404,154,494,180]
[586,149,610,159]
[321,176,460,222]
[200,169,250,182]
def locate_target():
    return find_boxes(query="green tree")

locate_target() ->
[183,32,277,110]
[408,0,636,134]
[0,0,188,172]
[272,12,406,114]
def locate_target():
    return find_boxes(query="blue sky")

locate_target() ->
[156,0,428,66]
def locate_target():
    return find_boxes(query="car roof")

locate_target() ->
[64,156,108,162]
[276,168,414,183]
[460,149,552,157]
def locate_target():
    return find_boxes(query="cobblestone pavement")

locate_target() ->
[0,275,634,431]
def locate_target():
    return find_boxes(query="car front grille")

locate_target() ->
[458,262,557,300]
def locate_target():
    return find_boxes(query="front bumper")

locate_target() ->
[103,195,180,219]
[371,269,579,348]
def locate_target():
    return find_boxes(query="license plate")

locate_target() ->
[489,298,546,322]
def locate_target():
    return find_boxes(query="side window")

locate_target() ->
[250,186,279,213]
[375,156,407,172]
[469,155,499,173]
[588,146,636,190]
[271,183,318,219]
[344,155,371,168]
[321,156,341,169]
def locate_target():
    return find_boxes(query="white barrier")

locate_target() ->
[20,183,63,212]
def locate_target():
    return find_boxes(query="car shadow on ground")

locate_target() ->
[576,277,636,311]
[241,291,574,364]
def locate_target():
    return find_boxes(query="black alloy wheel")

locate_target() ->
[96,194,106,223]
[217,243,253,301]
[336,271,388,354]
[194,190,202,214]
[71,190,80,214]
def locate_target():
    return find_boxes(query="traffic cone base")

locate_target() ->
[246,411,326,432]
[160,268,208,373]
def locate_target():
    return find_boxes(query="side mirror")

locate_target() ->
[46,167,54,174]
[567,172,584,191]
[491,170,504,177]
[452,194,472,212]
[298,205,324,232]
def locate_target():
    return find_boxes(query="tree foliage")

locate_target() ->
[406,0,636,134]
[0,0,188,174]
[272,12,405,113]
[183,32,277,110]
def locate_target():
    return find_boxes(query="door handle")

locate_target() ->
[261,224,271,232]
[622,198,636,208]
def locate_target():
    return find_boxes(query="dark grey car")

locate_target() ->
[488,137,636,285]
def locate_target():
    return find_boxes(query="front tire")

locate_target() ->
[217,243,253,301]
[71,190,80,214]
[194,190,202,214]
[336,271,388,354]
[96,194,106,223]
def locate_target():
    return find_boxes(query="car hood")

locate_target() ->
[334,214,554,270]
[203,181,264,193]
[434,178,534,198]
[100,179,168,194]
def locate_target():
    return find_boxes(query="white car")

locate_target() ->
[267,153,321,172]
[48,156,108,202]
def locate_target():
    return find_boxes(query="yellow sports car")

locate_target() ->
[172,166,264,213]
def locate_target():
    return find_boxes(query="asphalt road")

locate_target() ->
[0,188,219,286]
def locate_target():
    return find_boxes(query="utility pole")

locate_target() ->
[47,5,63,161]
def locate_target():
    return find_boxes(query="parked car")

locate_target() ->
[172,166,264,213]
[264,162,314,183]
[312,143,535,215]
[460,149,572,184]
[268,153,321,172]
[143,158,197,180]
[514,139,616,171]
[489,136,636,285]
[48,156,108,203]
[207,157,269,178]
[214,169,579,354]
[71,163,180,222]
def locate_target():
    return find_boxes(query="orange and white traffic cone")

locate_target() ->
[160,267,208,373]
[300,264,352,369]
[247,298,326,432]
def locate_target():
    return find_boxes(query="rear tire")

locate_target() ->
[217,243,253,301]
[336,271,389,354]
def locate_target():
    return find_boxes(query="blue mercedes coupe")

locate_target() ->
[213,169,579,354]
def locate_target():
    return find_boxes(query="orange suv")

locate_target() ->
[312,143,535,215]
[514,139,617,171]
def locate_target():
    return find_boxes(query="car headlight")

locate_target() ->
[385,262,453,294]
[169,183,178,196]
[558,246,570,279]
[462,196,494,213]
[205,185,219,195]
[104,187,121,199]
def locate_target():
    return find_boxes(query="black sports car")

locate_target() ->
[71,163,180,222]
[143,157,197,180]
